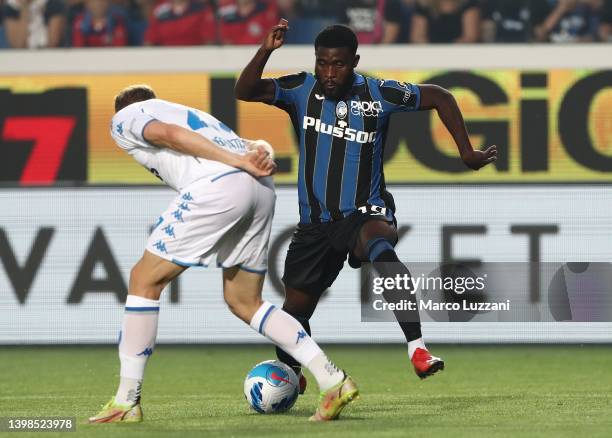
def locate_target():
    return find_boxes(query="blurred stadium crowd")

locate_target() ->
[0,0,611,49]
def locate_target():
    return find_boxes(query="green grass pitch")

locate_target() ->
[1,345,611,437]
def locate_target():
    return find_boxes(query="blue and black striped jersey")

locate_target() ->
[270,71,421,224]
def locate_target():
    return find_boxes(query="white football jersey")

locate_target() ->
[111,98,247,191]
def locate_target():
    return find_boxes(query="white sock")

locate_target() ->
[408,337,426,359]
[249,302,344,391]
[115,295,160,405]
[306,352,345,391]
[115,377,142,406]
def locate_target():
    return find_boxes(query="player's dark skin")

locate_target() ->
[235,19,498,321]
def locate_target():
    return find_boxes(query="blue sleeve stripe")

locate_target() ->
[140,117,158,143]
[259,305,276,334]
[239,265,267,275]
[125,306,160,312]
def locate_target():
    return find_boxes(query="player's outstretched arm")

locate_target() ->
[418,84,497,170]
[143,121,276,177]
[234,19,289,103]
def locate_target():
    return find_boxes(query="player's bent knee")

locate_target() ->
[359,220,396,243]
[354,222,397,261]
[222,266,266,322]
[129,264,166,300]
[225,295,264,323]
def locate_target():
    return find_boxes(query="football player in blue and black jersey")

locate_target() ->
[236,21,497,392]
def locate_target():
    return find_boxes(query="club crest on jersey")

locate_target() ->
[351,100,382,117]
[336,101,348,120]
[302,116,376,144]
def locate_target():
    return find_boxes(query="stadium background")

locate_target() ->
[1,44,611,345]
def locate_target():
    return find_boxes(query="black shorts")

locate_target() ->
[282,207,397,295]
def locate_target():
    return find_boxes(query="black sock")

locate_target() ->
[275,315,311,375]
[371,247,422,342]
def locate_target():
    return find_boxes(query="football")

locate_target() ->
[244,360,299,414]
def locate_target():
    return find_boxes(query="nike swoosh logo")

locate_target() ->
[90,410,124,423]
[315,94,325,100]
[271,372,291,384]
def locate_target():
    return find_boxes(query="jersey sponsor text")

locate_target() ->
[302,116,376,144]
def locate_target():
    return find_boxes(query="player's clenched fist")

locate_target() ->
[243,146,277,177]
[262,19,289,51]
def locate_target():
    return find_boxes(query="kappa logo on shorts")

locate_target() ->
[162,225,175,238]
[153,240,167,253]
[178,202,190,211]
[172,209,184,222]
[181,192,193,201]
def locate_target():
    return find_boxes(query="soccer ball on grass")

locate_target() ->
[244,360,299,414]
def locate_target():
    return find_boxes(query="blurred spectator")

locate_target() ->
[65,0,85,45]
[338,0,403,44]
[534,0,599,42]
[72,0,128,46]
[145,0,216,46]
[3,0,66,48]
[218,0,278,45]
[380,0,416,43]
[276,0,336,43]
[129,0,154,19]
[294,0,340,17]
[110,0,153,45]
[0,0,8,48]
[276,0,302,21]
[411,0,481,43]
[481,0,549,42]
[598,0,612,40]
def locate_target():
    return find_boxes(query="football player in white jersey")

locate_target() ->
[89,85,358,424]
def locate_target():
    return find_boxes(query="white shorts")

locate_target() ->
[146,170,275,273]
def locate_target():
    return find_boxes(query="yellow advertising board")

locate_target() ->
[0,69,610,185]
